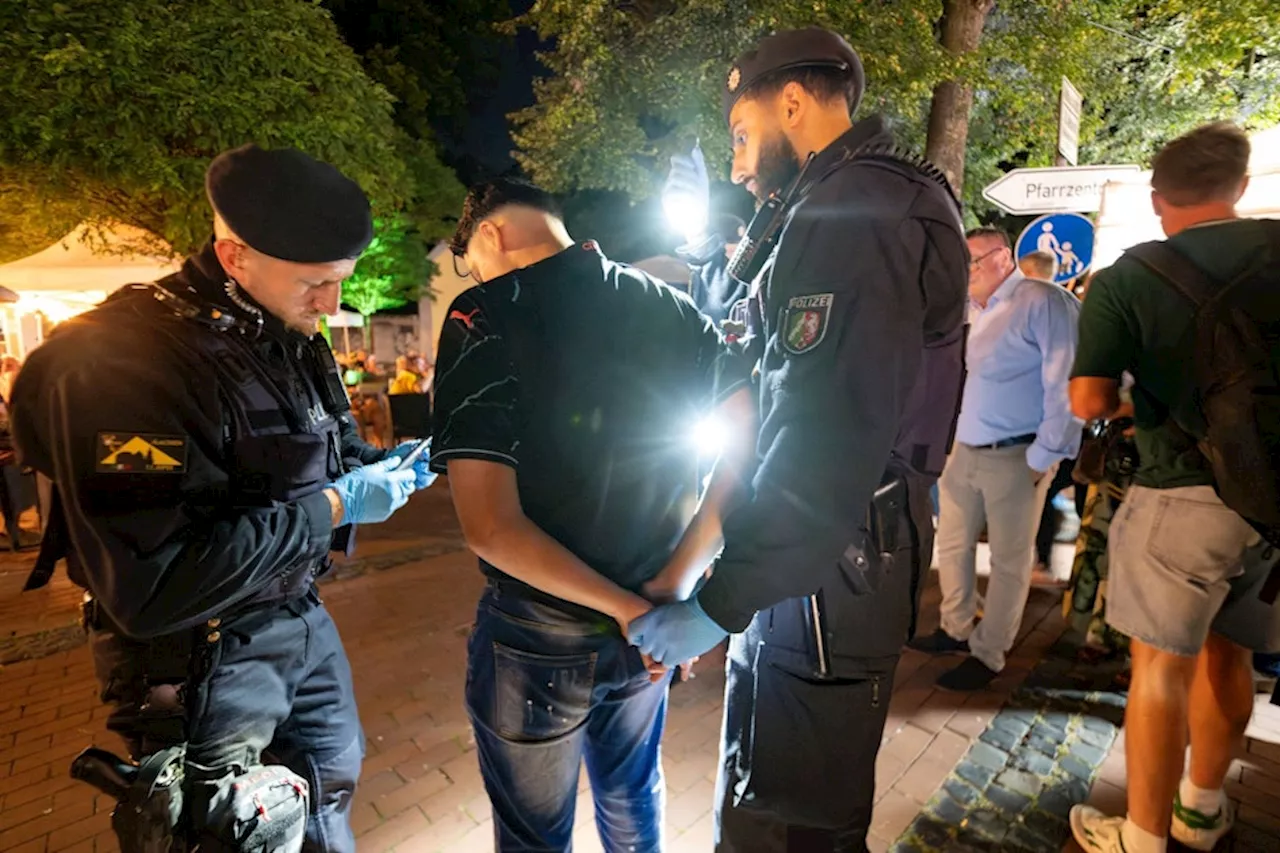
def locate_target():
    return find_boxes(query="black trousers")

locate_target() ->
[713,472,931,852]
[714,624,895,853]
[1035,457,1087,566]
[90,592,363,853]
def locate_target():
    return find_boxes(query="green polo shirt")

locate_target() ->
[1071,219,1276,489]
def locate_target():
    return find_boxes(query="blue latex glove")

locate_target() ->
[629,597,728,665]
[662,142,710,241]
[389,440,438,490]
[328,457,416,524]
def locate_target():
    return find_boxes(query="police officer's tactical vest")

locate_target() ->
[26,281,353,607]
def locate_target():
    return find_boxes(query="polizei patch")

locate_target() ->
[781,293,833,354]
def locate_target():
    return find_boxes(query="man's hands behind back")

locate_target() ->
[629,598,727,666]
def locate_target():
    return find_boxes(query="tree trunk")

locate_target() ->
[925,0,995,195]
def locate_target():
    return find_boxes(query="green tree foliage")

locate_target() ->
[0,0,465,316]
[322,0,500,313]
[1084,3,1280,167]
[342,217,427,346]
[511,0,1279,214]
[344,132,465,319]
[0,1,398,258]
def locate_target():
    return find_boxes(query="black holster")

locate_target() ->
[73,746,187,853]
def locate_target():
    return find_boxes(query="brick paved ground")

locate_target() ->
[0,543,1068,852]
[3,485,1280,852]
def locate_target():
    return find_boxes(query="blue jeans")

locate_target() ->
[466,583,670,852]
[94,591,364,853]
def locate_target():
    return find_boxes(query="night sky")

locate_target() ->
[437,0,542,182]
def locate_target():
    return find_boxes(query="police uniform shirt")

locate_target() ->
[430,241,752,600]
[697,117,969,632]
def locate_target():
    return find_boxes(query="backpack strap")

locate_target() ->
[1125,240,1218,309]
[1260,218,1280,245]
[1128,219,1280,305]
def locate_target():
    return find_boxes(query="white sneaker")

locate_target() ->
[1171,789,1235,851]
[1070,805,1127,852]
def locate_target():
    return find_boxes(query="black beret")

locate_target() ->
[723,27,865,122]
[205,144,374,263]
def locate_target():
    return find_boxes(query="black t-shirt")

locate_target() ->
[430,241,751,596]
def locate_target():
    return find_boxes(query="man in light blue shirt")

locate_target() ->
[908,226,1081,691]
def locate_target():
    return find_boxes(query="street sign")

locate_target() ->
[1058,77,1083,166]
[1016,213,1094,286]
[982,165,1141,215]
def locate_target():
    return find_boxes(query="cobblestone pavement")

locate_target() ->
[896,635,1126,852]
[887,630,1280,853]
[3,485,1280,852]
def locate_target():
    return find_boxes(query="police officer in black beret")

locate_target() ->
[10,144,436,853]
[630,28,969,851]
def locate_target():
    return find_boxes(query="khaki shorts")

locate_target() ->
[1108,484,1280,657]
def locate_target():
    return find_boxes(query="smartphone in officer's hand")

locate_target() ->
[396,438,431,470]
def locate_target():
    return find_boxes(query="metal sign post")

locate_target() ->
[1058,77,1083,167]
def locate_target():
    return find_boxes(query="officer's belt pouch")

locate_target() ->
[231,434,329,503]
[737,644,883,829]
[195,764,308,853]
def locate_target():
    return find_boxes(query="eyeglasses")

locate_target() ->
[969,248,1002,269]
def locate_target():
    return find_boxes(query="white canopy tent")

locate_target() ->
[1094,125,1280,272]
[324,308,367,354]
[0,223,181,356]
[0,222,180,292]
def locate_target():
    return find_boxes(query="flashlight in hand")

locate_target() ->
[691,414,728,459]
[663,142,710,243]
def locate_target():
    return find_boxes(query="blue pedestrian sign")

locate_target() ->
[1015,212,1094,285]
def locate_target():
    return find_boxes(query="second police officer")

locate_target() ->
[11,145,435,853]
[631,28,969,852]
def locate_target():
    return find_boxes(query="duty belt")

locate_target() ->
[80,569,321,637]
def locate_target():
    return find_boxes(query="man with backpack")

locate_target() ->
[1068,121,1280,853]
